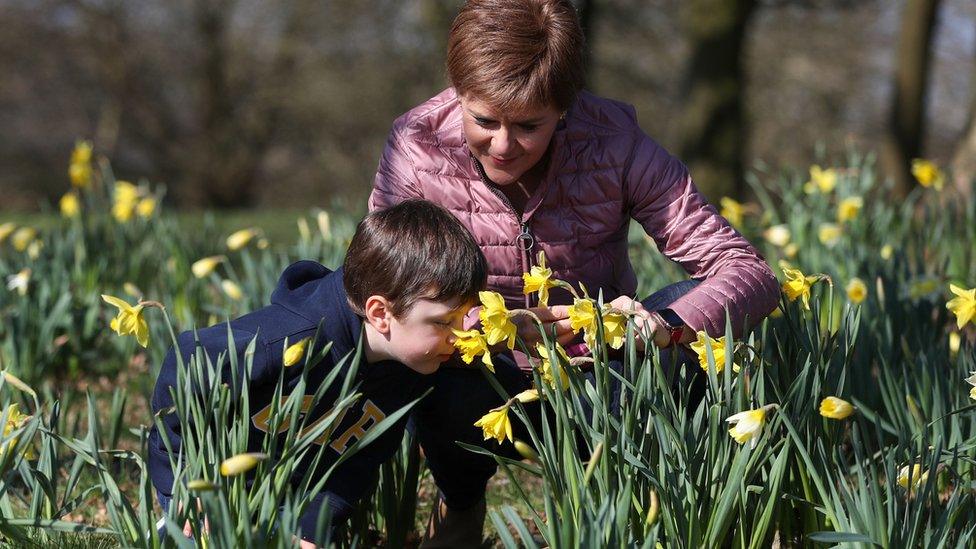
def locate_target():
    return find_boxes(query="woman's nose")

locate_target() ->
[491,126,517,156]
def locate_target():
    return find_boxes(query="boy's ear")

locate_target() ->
[363,295,393,334]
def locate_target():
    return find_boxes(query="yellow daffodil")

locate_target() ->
[112,181,139,223]
[896,464,928,490]
[780,261,820,310]
[60,192,80,218]
[26,240,42,260]
[101,294,150,347]
[220,452,267,476]
[514,389,539,403]
[227,228,259,251]
[726,404,776,447]
[136,197,156,219]
[602,311,627,350]
[818,223,842,247]
[191,256,225,278]
[11,227,36,252]
[568,298,596,333]
[257,238,270,249]
[187,479,218,492]
[221,279,243,301]
[6,268,31,296]
[69,141,93,188]
[783,243,799,259]
[122,283,142,300]
[947,284,976,329]
[522,251,557,306]
[911,158,944,190]
[283,337,310,367]
[804,165,838,194]
[837,196,863,223]
[535,342,569,389]
[2,371,37,398]
[819,396,854,419]
[479,291,517,349]
[970,386,976,401]
[763,224,791,247]
[513,440,539,462]
[453,329,494,372]
[114,181,139,204]
[1,404,35,460]
[474,405,512,444]
[112,201,134,223]
[689,331,740,374]
[719,197,745,228]
[880,244,893,260]
[317,211,331,240]
[949,332,961,358]
[0,222,15,243]
[846,277,867,305]
[297,217,311,242]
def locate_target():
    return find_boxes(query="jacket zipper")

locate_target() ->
[473,157,535,308]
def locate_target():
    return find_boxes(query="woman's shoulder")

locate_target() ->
[389,88,464,148]
[567,91,642,135]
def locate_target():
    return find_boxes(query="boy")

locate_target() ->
[147,200,487,545]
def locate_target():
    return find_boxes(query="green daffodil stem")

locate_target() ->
[507,308,542,324]
[552,280,581,300]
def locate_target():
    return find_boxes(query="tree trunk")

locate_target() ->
[881,0,942,197]
[577,0,597,89]
[676,0,758,200]
[950,28,976,197]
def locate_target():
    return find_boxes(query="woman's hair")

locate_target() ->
[343,200,487,318]
[447,0,585,113]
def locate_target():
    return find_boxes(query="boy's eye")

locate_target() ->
[519,124,538,132]
[474,117,496,127]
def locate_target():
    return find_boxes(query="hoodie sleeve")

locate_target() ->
[624,131,780,338]
[369,124,424,213]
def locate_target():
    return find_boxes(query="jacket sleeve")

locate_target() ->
[369,124,424,212]
[625,132,780,338]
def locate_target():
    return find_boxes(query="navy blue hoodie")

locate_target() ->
[147,261,433,526]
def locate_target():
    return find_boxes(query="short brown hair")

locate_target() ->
[447,0,585,113]
[343,200,487,317]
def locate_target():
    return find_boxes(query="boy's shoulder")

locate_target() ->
[166,261,361,375]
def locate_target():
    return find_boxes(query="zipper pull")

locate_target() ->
[516,222,535,252]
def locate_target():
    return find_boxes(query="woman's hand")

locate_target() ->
[516,305,576,347]
[607,297,670,349]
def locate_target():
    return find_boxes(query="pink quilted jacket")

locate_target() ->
[370,88,779,337]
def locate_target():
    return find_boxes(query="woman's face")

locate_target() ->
[459,94,562,186]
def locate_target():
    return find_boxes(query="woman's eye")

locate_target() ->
[474,117,495,127]
[519,124,539,132]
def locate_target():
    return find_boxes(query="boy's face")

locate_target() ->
[386,297,470,375]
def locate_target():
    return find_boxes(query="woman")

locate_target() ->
[370,0,779,544]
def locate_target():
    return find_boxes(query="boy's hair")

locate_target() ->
[447,0,585,113]
[344,200,487,317]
